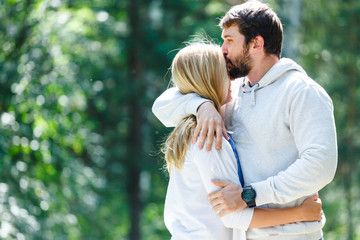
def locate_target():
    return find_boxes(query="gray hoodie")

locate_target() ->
[152,58,337,239]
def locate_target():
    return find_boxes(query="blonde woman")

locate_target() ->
[160,43,322,240]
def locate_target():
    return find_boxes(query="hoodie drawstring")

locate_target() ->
[234,79,260,111]
[250,83,260,107]
[233,82,246,110]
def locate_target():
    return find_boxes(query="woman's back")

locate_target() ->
[164,137,250,240]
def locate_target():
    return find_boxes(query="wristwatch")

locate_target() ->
[241,185,256,208]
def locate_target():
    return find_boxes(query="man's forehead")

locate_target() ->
[221,26,240,38]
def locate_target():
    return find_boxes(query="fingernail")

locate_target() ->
[199,145,203,149]
[206,147,210,152]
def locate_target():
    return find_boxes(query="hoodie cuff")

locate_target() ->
[251,180,273,207]
[187,99,213,116]
[221,207,254,230]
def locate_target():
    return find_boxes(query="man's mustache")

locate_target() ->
[224,56,234,71]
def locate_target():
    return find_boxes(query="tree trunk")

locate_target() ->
[127,166,142,240]
[127,0,144,239]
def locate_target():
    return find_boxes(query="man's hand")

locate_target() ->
[207,180,246,217]
[193,102,228,151]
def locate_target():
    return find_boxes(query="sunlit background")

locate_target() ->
[0,0,359,239]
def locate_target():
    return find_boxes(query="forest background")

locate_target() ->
[0,0,359,239]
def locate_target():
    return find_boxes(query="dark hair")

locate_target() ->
[219,0,283,58]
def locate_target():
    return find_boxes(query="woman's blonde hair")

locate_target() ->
[162,43,229,173]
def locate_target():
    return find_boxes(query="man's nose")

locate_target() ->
[221,43,228,54]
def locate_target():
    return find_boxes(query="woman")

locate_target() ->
[162,43,322,239]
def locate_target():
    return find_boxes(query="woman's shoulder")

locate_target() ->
[188,136,235,160]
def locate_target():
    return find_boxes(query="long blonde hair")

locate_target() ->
[162,43,229,173]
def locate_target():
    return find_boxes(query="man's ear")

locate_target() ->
[251,35,264,53]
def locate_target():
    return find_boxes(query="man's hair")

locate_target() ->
[219,0,283,58]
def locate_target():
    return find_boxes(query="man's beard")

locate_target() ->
[225,45,253,79]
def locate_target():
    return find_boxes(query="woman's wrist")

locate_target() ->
[294,206,306,222]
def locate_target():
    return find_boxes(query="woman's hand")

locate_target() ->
[299,195,323,222]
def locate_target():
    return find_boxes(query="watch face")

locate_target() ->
[243,189,255,201]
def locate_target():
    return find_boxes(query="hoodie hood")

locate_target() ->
[239,58,308,106]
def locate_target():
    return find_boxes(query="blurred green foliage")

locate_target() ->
[0,0,359,239]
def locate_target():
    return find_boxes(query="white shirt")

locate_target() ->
[164,137,254,240]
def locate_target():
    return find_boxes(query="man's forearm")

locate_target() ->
[152,87,207,127]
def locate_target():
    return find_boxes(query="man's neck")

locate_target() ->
[247,55,279,85]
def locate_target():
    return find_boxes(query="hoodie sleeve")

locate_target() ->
[252,83,338,206]
[152,87,210,127]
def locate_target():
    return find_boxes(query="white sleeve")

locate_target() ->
[252,84,338,206]
[191,139,254,230]
[152,87,210,127]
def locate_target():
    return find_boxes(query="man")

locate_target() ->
[153,1,337,239]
